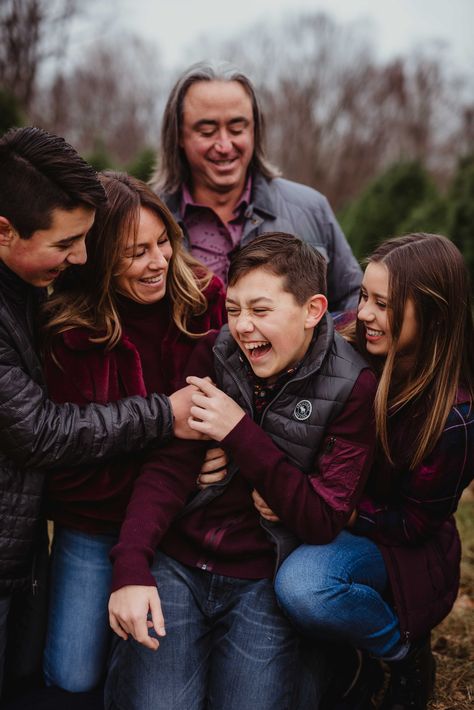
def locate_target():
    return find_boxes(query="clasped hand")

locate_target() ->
[186,376,245,441]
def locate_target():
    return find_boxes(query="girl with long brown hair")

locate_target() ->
[274,233,474,710]
[41,171,226,694]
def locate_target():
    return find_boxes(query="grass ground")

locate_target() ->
[428,494,474,709]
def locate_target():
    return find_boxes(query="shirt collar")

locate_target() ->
[240,343,307,392]
[181,174,253,217]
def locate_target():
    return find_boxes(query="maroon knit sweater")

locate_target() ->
[44,276,226,532]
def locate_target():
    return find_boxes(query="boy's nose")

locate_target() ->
[236,314,254,333]
[67,240,87,265]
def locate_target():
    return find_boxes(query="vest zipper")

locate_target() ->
[213,349,254,416]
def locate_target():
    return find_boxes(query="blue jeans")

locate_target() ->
[105,551,301,710]
[43,527,117,692]
[275,530,404,659]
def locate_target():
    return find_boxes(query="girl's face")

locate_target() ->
[358,262,418,365]
[115,207,173,305]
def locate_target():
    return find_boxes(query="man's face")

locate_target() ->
[180,80,255,197]
[0,206,95,287]
[226,268,325,382]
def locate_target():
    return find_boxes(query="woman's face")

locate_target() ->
[115,207,173,305]
[357,261,417,364]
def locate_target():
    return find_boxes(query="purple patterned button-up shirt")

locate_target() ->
[181,178,252,285]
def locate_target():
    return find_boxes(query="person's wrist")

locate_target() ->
[164,395,174,440]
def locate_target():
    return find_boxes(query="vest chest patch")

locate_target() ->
[293,399,312,421]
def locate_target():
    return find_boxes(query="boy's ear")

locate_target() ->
[304,294,328,329]
[0,217,15,246]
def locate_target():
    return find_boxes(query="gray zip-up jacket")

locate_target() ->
[162,172,362,312]
[0,262,173,592]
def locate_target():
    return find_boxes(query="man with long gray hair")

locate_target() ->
[151,60,361,311]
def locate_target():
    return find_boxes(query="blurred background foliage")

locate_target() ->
[340,157,474,275]
[1,0,473,274]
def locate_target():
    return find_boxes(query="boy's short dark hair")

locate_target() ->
[228,232,327,303]
[0,126,106,239]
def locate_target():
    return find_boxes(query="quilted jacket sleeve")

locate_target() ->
[0,320,173,471]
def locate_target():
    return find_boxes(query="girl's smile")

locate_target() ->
[358,262,417,365]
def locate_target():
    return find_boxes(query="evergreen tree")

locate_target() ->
[127,147,156,183]
[340,162,439,259]
[0,89,23,135]
[398,197,448,236]
[85,139,114,173]
[445,155,474,279]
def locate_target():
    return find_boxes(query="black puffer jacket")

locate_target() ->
[0,262,173,592]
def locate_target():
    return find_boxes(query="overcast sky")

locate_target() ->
[104,0,474,74]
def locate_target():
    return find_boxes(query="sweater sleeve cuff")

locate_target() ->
[222,413,255,448]
[222,414,273,470]
[110,547,157,592]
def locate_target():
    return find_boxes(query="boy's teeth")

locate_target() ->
[244,342,269,350]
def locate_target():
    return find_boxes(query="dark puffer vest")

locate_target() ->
[182,313,369,568]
